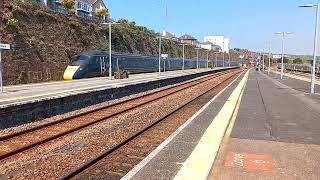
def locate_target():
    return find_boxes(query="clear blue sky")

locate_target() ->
[104,0,319,55]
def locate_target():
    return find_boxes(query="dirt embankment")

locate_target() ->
[0,0,238,85]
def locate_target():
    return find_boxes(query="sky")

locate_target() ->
[104,0,320,55]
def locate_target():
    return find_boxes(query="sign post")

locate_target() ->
[0,43,10,93]
[161,54,168,72]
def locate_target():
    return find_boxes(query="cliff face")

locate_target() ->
[0,0,237,85]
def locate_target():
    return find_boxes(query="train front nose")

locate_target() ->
[63,66,80,80]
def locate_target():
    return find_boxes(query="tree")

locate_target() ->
[293,58,303,64]
[61,0,75,14]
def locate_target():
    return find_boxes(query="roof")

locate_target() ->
[202,41,214,45]
[87,0,107,8]
[179,33,197,41]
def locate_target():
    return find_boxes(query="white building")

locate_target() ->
[200,41,221,51]
[204,36,230,53]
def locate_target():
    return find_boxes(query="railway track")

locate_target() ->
[286,70,320,79]
[61,69,243,179]
[0,70,240,179]
[0,69,235,161]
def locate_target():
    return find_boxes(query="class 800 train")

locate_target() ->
[63,50,209,80]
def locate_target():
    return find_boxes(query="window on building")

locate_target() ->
[77,1,81,9]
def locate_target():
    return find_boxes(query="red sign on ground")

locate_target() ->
[224,151,273,171]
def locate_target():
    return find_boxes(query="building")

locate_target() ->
[41,0,107,21]
[179,33,198,45]
[200,41,221,51]
[162,31,179,41]
[75,0,93,19]
[204,36,230,53]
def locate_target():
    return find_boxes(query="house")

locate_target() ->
[75,0,93,19]
[162,31,179,42]
[179,33,198,45]
[41,0,107,21]
[200,41,221,51]
[204,36,230,53]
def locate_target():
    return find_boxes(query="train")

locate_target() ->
[277,64,320,75]
[64,50,208,80]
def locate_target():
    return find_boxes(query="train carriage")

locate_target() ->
[63,50,209,80]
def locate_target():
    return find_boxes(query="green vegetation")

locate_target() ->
[61,0,75,14]
[92,7,109,18]
[6,18,19,28]
[287,55,320,64]
[292,57,303,64]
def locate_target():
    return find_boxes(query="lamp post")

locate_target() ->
[102,16,119,80]
[206,50,209,69]
[228,53,231,67]
[274,32,293,79]
[195,47,201,69]
[222,52,225,67]
[299,3,319,93]
[179,43,189,70]
[215,52,218,67]
[262,50,265,71]
[268,43,271,75]
[158,33,162,74]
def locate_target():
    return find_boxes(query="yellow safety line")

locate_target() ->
[208,73,246,179]
[173,70,250,180]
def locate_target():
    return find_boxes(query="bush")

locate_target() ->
[6,18,19,28]
[93,7,108,18]
[61,0,75,14]
[293,58,303,64]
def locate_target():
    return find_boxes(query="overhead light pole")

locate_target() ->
[299,3,319,93]
[206,50,209,69]
[179,43,189,70]
[102,15,119,80]
[195,47,201,69]
[158,33,162,74]
[262,49,265,71]
[222,52,225,67]
[268,43,271,75]
[274,32,293,79]
[228,53,231,67]
[215,52,218,67]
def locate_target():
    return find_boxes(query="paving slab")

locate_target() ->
[210,70,320,180]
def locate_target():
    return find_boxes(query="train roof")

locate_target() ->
[79,50,207,62]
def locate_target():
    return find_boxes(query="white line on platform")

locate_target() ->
[121,70,245,180]
[173,70,249,180]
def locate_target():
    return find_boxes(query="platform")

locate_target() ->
[122,69,320,180]
[0,67,236,129]
[0,68,229,107]
[268,70,320,94]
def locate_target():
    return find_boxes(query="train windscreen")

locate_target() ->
[72,55,90,66]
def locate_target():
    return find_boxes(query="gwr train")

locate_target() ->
[63,50,208,80]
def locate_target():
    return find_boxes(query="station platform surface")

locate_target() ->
[268,70,320,94]
[122,69,320,180]
[0,68,227,108]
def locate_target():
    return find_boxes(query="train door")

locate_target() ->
[100,56,107,76]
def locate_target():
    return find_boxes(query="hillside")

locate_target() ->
[0,0,238,85]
